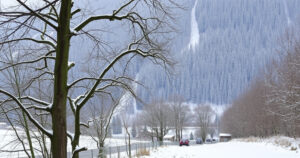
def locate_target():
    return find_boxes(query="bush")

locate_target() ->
[136,149,150,157]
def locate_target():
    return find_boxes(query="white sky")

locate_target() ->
[0,0,42,11]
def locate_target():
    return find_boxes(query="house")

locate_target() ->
[219,133,231,142]
[164,134,175,141]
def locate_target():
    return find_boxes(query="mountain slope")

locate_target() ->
[135,0,300,107]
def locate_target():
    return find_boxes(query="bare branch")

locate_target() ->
[0,56,56,72]
[0,89,52,137]
[16,0,58,30]
[0,37,56,48]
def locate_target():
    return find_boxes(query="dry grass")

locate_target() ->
[290,146,297,151]
[242,137,262,142]
[135,148,150,157]
[235,136,300,151]
[274,139,292,148]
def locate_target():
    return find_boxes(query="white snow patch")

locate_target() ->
[68,61,75,67]
[188,102,228,116]
[142,140,300,158]
[188,0,200,52]
[0,127,147,158]
[283,0,292,26]
[235,136,300,151]
[116,74,140,115]
[219,133,231,137]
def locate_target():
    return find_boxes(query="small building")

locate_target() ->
[164,135,175,141]
[219,133,231,142]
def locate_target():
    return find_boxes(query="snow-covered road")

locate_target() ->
[142,142,300,158]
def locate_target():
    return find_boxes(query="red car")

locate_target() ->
[179,139,189,146]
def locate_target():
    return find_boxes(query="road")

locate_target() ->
[74,141,183,158]
[29,141,182,158]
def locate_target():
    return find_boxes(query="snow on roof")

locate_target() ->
[219,133,231,137]
[164,135,175,139]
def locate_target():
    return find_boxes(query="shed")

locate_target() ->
[164,135,175,141]
[219,133,231,142]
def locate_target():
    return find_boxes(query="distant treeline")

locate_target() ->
[221,29,300,138]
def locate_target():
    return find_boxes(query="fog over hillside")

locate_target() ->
[132,0,300,108]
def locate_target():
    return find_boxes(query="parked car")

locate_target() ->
[179,139,189,146]
[205,138,212,143]
[212,138,218,143]
[196,138,203,144]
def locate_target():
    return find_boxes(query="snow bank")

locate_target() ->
[234,136,300,151]
[141,141,300,158]
[0,127,146,158]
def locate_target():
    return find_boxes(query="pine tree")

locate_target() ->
[190,132,194,140]
[131,123,137,138]
[112,116,122,134]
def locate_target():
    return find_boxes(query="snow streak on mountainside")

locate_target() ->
[134,0,300,107]
[188,0,200,51]
[283,0,292,26]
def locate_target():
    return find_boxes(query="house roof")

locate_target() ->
[219,133,231,137]
[164,134,175,139]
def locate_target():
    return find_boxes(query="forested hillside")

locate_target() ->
[134,0,300,107]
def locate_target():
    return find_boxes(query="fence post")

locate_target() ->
[109,147,111,158]
[136,143,138,156]
[117,146,120,158]
[130,144,132,158]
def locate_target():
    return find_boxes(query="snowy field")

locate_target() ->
[0,127,146,158]
[142,140,300,158]
[1,123,300,158]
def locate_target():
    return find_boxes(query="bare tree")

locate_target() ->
[221,29,300,137]
[83,95,121,158]
[0,0,179,157]
[120,105,133,158]
[0,46,52,157]
[142,100,172,145]
[220,79,278,138]
[265,29,300,137]
[169,95,189,141]
[194,104,213,141]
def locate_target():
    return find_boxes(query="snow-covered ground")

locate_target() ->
[1,121,300,158]
[142,139,300,158]
[0,126,146,158]
[234,136,300,151]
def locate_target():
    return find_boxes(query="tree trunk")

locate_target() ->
[22,111,35,158]
[180,128,183,140]
[72,109,81,158]
[13,66,35,158]
[158,136,163,146]
[175,128,178,141]
[98,142,106,158]
[52,0,72,157]
[159,127,164,146]
[125,128,131,158]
